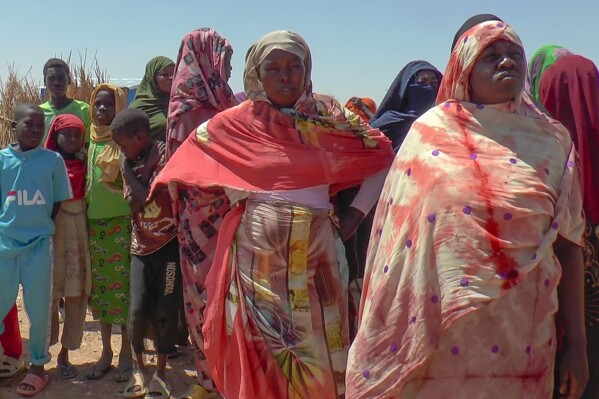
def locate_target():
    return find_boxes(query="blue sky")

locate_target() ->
[0,1,596,105]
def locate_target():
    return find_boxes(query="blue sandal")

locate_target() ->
[58,362,78,379]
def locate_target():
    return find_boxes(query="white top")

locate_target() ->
[224,169,388,215]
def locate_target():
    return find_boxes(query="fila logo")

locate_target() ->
[5,190,46,207]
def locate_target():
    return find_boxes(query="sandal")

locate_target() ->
[16,372,50,397]
[58,362,78,379]
[145,373,171,398]
[177,384,217,399]
[0,356,26,379]
[123,369,147,398]
[86,362,113,380]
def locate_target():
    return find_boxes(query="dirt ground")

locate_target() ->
[1,290,197,398]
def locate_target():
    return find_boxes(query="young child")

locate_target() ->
[85,84,133,383]
[43,114,91,380]
[111,108,182,398]
[40,58,91,143]
[0,104,72,396]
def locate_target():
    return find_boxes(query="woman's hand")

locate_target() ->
[555,236,588,398]
[559,343,589,398]
[338,207,365,241]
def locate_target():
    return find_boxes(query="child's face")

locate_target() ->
[94,90,116,126]
[113,131,147,161]
[155,65,175,95]
[45,67,69,98]
[14,108,45,150]
[56,128,83,155]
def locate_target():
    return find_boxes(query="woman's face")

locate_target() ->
[469,40,526,104]
[155,64,175,95]
[258,49,305,108]
[416,70,439,86]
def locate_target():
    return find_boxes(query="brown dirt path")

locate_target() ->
[1,291,197,398]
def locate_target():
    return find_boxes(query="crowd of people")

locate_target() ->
[0,12,597,399]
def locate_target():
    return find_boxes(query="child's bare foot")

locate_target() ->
[115,354,133,383]
[86,349,113,380]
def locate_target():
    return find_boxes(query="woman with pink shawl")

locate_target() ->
[166,27,238,159]
[154,30,394,399]
[346,19,588,398]
[165,28,238,399]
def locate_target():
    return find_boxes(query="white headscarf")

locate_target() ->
[243,30,315,112]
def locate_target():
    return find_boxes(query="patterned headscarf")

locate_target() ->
[526,45,573,101]
[166,28,238,159]
[437,20,525,106]
[243,30,315,113]
[129,56,175,140]
[450,13,503,52]
[89,83,129,183]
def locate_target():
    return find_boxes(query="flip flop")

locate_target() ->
[144,373,171,398]
[177,384,217,399]
[0,356,26,379]
[58,362,78,380]
[16,373,50,397]
[85,363,113,380]
[123,369,146,398]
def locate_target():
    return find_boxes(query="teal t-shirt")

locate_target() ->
[40,99,91,144]
[0,145,72,253]
[86,142,131,220]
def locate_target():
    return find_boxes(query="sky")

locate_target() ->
[0,1,597,105]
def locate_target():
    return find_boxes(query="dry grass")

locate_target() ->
[63,50,109,104]
[0,50,108,147]
[0,64,40,147]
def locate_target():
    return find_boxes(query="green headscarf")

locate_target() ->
[130,56,175,141]
[526,45,573,101]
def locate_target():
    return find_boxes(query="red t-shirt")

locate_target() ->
[123,141,176,255]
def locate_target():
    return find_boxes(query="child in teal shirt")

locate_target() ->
[0,104,72,395]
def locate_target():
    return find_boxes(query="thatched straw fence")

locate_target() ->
[0,51,108,147]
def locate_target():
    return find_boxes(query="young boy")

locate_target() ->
[0,104,72,395]
[111,108,182,398]
[40,58,91,143]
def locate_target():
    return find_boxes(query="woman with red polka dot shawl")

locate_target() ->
[346,19,588,399]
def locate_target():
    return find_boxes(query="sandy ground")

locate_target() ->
[1,291,197,399]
